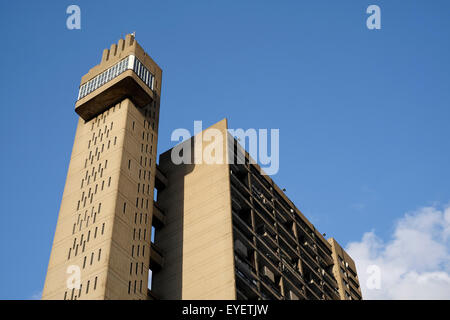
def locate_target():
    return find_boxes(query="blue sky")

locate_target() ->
[0,1,449,299]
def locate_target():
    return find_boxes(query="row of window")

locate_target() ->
[133,56,155,91]
[89,104,120,131]
[128,279,144,295]
[134,212,148,225]
[131,244,146,258]
[141,143,153,154]
[88,126,111,149]
[64,103,121,300]
[78,56,130,100]
[69,223,105,259]
[130,261,146,276]
[77,54,155,101]
[137,183,151,195]
[123,200,151,225]
[85,136,116,167]
[133,228,147,241]
[125,102,156,298]
[77,177,111,211]
[64,276,99,300]
[82,248,102,269]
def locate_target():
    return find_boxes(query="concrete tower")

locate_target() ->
[43,34,162,300]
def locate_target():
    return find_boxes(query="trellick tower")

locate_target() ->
[42,34,162,300]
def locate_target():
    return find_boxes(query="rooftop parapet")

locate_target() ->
[74,34,162,121]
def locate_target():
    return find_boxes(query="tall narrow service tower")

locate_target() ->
[43,34,162,300]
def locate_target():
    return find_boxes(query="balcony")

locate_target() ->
[318,251,334,268]
[256,225,277,251]
[152,201,166,229]
[231,184,252,211]
[75,69,155,121]
[235,255,257,279]
[149,242,164,272]
[235,270,259,300]
[259,274,282,299]
[249,165,273,193]
[231,172,251,199]
[321,268,338,289]
[277,223,298,253]
[155,165,168,191]
[230,163,248,181]
[302,240,317,259]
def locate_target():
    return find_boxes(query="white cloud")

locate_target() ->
[346,204,450,299]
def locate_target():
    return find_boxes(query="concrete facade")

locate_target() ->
[153,119,362,300]
[153,119,236,299]
[328,238,362,300]
[43,35,161,300]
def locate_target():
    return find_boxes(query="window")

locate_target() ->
[77,56,153,101]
